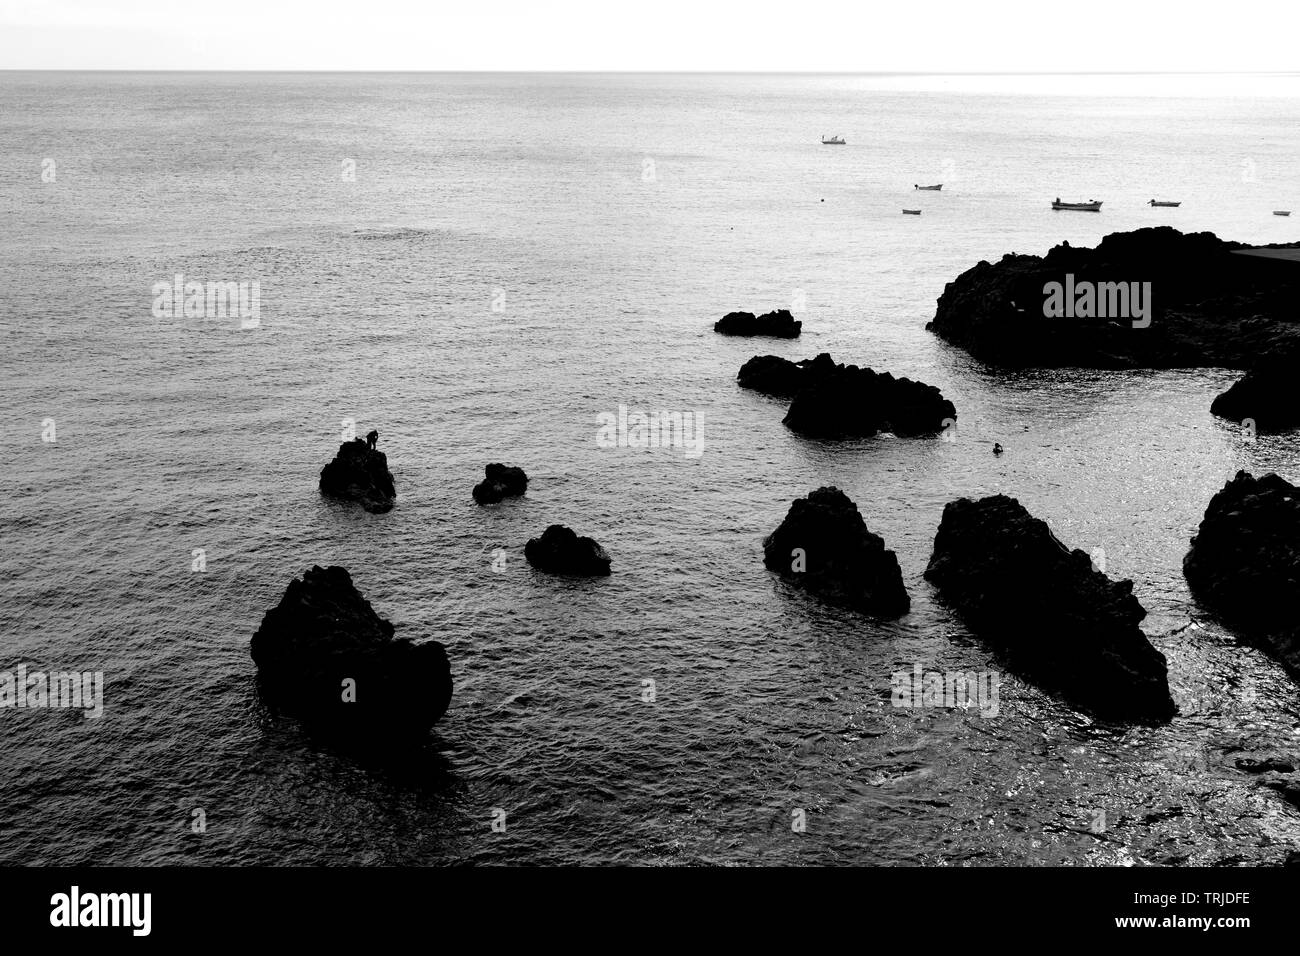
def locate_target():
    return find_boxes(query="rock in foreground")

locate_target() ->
[473,463,528,504]
[763,487,909,616]
[319,439,397,513]
[782,359,956,438]
[927,227,1300,368]
[924,494,1175,721]
[1183,471,1300,677]
[525,525,611,576]
[1210,346,1300,433]
[714,309,802,338]
[250,565,452,738]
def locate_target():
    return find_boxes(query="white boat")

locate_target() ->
[1052,198,1102,212]
[902,209,922,215]
[1274,210,1292,216]
[821,135,845,145]
[914,184,942,191]
[1149,199,1181,207]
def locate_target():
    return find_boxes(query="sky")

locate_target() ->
[0,0,1296,74]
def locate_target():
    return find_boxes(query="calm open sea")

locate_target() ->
[2,72,1300,865]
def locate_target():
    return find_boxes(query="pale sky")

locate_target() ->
[0,0,1296,75]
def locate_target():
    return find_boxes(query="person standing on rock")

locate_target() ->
[366,429,378,450]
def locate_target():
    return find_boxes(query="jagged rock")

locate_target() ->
[714,309,802,338]
[1261,775,1300,811]
[762,487,909,616]
[927,227,1300,368]
[1210,345,1300,432]
[319,439,396,513]
[1183,471,1300,678]
[924,494,1175,721]
[525,525,611,576]
[250,565,452,738]
[472,463,528,504]
[782,360,956,438]
[737,352,835,397]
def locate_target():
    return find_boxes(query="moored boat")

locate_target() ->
[821,135,845,145]
[1274,210,1292,216]
[1149,199,1181,207]
[1052,197,1102,212]
[914,184,942,190]
[902,209,922,215]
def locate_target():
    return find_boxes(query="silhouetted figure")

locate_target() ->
[993,442,1004,456]
[366,429,378,450]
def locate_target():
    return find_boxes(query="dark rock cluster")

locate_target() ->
[525,524,612,576]
[250,565,453,739]
[319,439,397,513]
[924,494,1176,722]
[714,308,802,338]
[473,463,528,504]
[762,486,909,616]
[1183,471,1300,678]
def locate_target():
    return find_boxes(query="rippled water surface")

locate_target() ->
[2,73,1300,865]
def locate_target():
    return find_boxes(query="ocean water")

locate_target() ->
[2,72,1300,866]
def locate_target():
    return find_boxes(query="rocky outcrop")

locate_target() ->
[927,227,1300,368]
[525,525,611,576]
[250,566,452,738]
[737,352,835,397]
[714,309,802,338]
[1183,471,1300,678]
[319,439,396,513]
[762,487,909,616]
[924,494,1175,722]
[472,463,528,504]
[1210,345,1300,432]
[782,360,956,438]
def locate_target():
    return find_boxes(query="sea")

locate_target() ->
[2,72,1300,865]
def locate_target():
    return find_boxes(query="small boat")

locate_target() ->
[902,209,922,215]
[914,184,942,191]
[1051,198,1102,212]
[821,135,845,145]
[1274,210,1292,216]
[1149,199,1181,207]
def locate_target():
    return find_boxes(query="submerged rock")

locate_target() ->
[525,525,612,576]
[250,565,452,738]
[762,487,909,616]
[472,463,528,504]
[1210,345,1300,433]
[714,309,802,338]
[927,227,1300,368]
[924,494,1175,721]
[782,360,956,438]
[319,439,396,513]
[737,352,835,397]
[1183,471,1300,678]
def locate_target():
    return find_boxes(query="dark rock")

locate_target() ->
[762,487,909,616]
[782,360,956,438]
[472,463,528,504]
[1183,471,1300,678]
[1235,756,1296,774]
[1286,850,1300,867]
[525,525,611,576]
[737,352,835,397]
[927,227,1300,368]
[1260,775,1300,811]
[714,309,802,338]
[319,439,396,513]
[250,565,452,738]
[1210,344,1300,432]
[924,494,1175,722]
